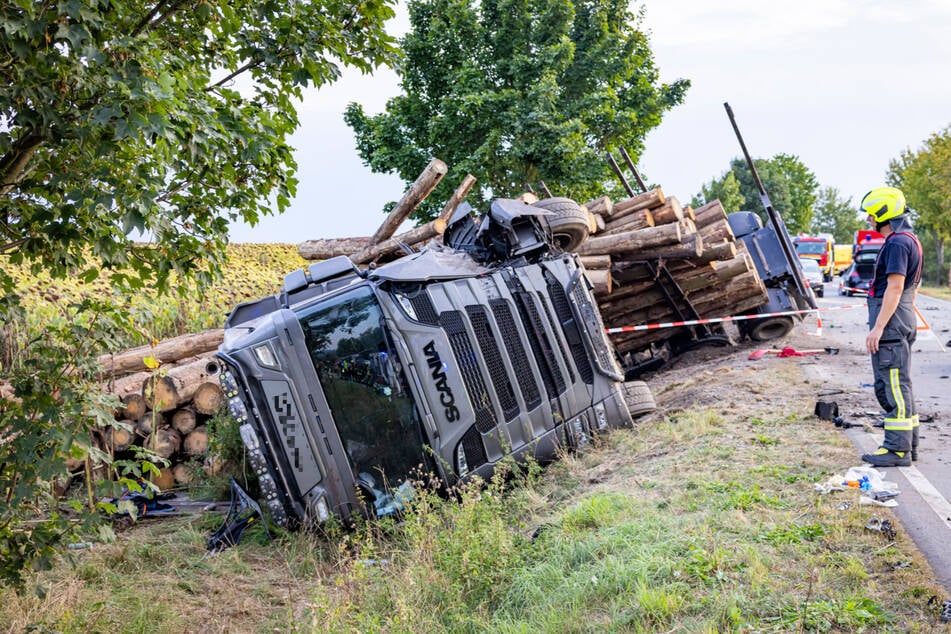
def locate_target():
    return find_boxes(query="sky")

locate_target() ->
[227,0,951,243]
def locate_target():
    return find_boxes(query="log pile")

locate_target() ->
[84,330,227,490]
[578,190,768,358]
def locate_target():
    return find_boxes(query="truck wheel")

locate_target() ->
[747,316,794,342]
[532,197,590,251]
[622,380,656,419]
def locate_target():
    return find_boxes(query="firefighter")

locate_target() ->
[861,186,923,467]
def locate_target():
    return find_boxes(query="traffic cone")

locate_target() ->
[811,312,823,337]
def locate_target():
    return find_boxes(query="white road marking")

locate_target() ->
[898,465,951,532]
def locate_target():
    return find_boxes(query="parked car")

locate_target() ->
[798,257,824,297]
[840,247,879,296]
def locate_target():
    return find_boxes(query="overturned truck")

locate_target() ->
[216,199,633,527]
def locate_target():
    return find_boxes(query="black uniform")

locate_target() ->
[867,214,922,459]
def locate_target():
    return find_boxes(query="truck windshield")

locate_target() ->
[297,286,425,513]
[795,242,826,255]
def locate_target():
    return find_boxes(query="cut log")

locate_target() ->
[693,199,729,229]
[368,158,448,245]
[141,358,220,411]
[98,329,223,376]
[608,188,665,220]
[172,463,194,485]
[698,219,736,244]
[183,426,209,455]
[576,223,683,257]
[695,241,738,263]
[584,269,613,296]
[136,411,166,437]
[107,354,209,398]
[193,382,226,416]
[582,196,613,217]
[171,407,198,435]
[649,197,685,226]
[602,208,655,234]
[152,467,176,491]
[298,237,373,261]
[579,255,612,270]
[144,427,181,459]
[102,423,134,453]
[117,393,147,421]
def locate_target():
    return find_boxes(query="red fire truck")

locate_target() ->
[793,234,834,281]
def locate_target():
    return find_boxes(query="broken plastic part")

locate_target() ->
[207,478,271,554]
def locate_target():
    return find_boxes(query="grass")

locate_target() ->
[2,367,946,633]
[918,283,951,301]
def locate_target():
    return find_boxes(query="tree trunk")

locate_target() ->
[579,255,612,270]
[136,411,166,437]
[98,329,223,376]
[193,381,226,415]
[172,463,194,485]
[602,208,654,234]
[145,427,181,459]
[102,424,134,453]
[368,158,448,245]
[607,188,665,220]
[649,197,685,226]
[582,196,613,217]
[171,407,198,435]
[298,237,372,261]
[584,269,612,295]
[576,223,683,257]
[183,426,209,455]
[117,393,147,421]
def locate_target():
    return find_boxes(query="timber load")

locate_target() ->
[578,190,768,364]
[72,330,227,491]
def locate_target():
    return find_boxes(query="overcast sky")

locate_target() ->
[227,0,951,243]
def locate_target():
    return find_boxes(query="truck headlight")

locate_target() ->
[314,496,330,523]
[253,343,280,370]
[456,443,469,477]
[594,402,608,431]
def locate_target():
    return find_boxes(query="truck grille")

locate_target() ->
[547,281,594,384]
[511,290,566,398]
[536,291,575,385]
[466,305,519,422]
[460,424,488,471]
[489,299,542,411]
[409,291,440,325]
[439,310,498,433]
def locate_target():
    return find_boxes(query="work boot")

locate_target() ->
[862,447,911,467]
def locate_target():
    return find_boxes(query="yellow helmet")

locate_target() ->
[860,186,906,223]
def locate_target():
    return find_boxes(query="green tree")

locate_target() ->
[0,0,397,588]
[811,187,862,244]
[691,170,745,213]
[728,154,819,234]
[344,0,689,221]
[888,127,951,285]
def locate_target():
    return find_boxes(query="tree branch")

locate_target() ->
[130,0,191,38]
[0,133,43,198]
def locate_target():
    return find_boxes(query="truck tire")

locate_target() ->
[622,380,656,419]
[532,197,590,251]
[747,316,794,342]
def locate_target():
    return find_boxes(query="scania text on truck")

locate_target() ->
[215,198,633,527]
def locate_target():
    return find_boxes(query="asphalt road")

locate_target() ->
[808,280,951,593]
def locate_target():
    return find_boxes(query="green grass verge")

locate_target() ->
[1,396,945,632]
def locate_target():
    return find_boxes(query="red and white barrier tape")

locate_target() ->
[604,303,866,334]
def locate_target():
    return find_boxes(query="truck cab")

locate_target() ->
[216,199,633,527]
